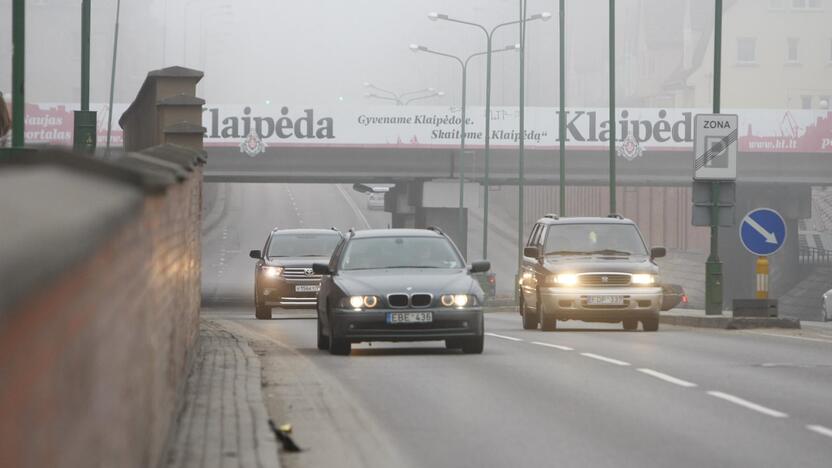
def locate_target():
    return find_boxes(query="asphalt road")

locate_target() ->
[202,182,832,468]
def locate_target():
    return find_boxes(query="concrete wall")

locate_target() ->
[0,146,203,468]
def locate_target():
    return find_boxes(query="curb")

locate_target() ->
[660,313,801,329]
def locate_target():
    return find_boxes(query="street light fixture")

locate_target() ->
[363,82,442,105]
[410,43,520,246]
[426,10,551,260]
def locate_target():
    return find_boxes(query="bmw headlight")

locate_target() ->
[631,274,657,285]
[547,273,578,286]
[440,294,473,308]
[261,266,283,278]
[343,295,379,309]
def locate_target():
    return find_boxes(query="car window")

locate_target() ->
[340,236,464,270]
[267,233,342,258]
[527,224,541,247]
[543,224,648,256]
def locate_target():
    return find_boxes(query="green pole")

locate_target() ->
[74,0,97,154]
[483,34,493,260]
[517,0,527,275]
[459,63,467,246]
[105,0,122,157]
[706,0,724,315]
[11,0,25,148]
[81,0,91,112]
[559,0,566,215]
[608,0,616,214]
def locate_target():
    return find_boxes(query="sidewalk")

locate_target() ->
[165,321,280,468]
[661,308,800,329]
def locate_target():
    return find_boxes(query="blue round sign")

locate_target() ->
[739,208,786,256]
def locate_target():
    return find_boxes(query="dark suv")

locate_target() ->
[313,228,490,355]
[249,228,344,319]
[519,215,666,331]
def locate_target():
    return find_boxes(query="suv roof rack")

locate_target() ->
[544,213,559,220]
[426,226,445,235]
[347,228,356,237]
[607,213,624,219]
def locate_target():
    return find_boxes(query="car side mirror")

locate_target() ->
[469,261,491,274]
[651,247,667,259]
[249,249,262,259]
[312,263,332,275]
[523,246,542,259]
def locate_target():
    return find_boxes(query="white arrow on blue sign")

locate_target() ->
[739,208,787,256]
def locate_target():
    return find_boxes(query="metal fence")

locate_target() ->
[799,246,832,265]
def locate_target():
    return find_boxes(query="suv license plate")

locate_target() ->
[586,295,624,306]
[295,285,319,293]
[387,312,433,324]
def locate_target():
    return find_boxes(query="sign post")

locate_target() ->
[739,208,786,300]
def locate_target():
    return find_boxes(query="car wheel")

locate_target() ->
[255,291,272,319]
[317,317,329,350]
[521,297,539,330]
[623,319,638,330]
[539,301,557,331]
[642,318,659,332]
[461,334,484,354]
[445,338,464,350]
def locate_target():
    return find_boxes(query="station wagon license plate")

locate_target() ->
[295,285,319,293]
[586,295,625,306]
[387,312,433,324]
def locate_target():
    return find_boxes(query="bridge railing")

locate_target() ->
[799,246,832,265]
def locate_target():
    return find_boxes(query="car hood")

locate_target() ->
[542,255,658,275]
[334,268,478,295]
[265,257,330,267]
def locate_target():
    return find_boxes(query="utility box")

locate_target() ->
[73,110,97,154]
[732,299,778,318]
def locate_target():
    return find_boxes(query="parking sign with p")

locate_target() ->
[693,114,738,180]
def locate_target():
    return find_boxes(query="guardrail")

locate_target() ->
[799,246,832,265]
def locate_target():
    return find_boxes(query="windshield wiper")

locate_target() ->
[588,249,632,256]
[544,250,592,256]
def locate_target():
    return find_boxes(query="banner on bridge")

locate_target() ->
[14,103,832,157]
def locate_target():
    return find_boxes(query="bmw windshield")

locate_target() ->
[267,233,341,257]
[340,236,464,270]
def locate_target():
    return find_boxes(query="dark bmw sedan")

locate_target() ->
[313,228,490,355]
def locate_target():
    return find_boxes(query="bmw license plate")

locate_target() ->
[586,295,624,306]
[387,312,433,324]
[295,285,319,293]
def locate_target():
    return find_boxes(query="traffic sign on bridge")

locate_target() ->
[740,208,787,256]
[693,114,738,181]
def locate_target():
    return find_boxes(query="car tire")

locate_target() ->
[461,334,484,354]
[623,319,638,330]
[521,297,539,330]
[329,336,351,355]
[317,318,329,350]
[255,291,272,319]
[642,318,659,332]
[539,301,557,331]
[445,338,464,350]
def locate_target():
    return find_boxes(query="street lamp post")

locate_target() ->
[410,44,520,250]
[105,0,122,157]
[427,10,551,260]
[559,0,566,215]
[10,0,25,149]
[609,0,617,213]
[73,0,97,154]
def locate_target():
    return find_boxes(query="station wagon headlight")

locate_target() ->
[440,294,472,307]
[345,295,379,309]
[548,273,578,286]
[631,274,656,285]
[261,266,283,278]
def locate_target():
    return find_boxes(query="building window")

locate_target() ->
[737,38,757,64]
[829,39,832,62]
[820,96,831,110]
[769,0,786,8]
[787,38,799,62]
[792,0,823,9]
[801,95,813,109]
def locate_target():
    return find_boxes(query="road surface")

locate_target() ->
[202,182,832,468]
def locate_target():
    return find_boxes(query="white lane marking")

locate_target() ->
[484,332,523,342]
[807,425,832,439]
[636,368,698,388]
[531,341,573,351]
[706,391,788,418]
[580,353,630,366]
[745,331,832,345]
[335,184,372,229]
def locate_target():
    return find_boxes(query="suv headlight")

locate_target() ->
[342,295,379,309]
[547,273,578,286]
[440,294,474,307]
[631,274,657,285]
[261,266,283,278]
